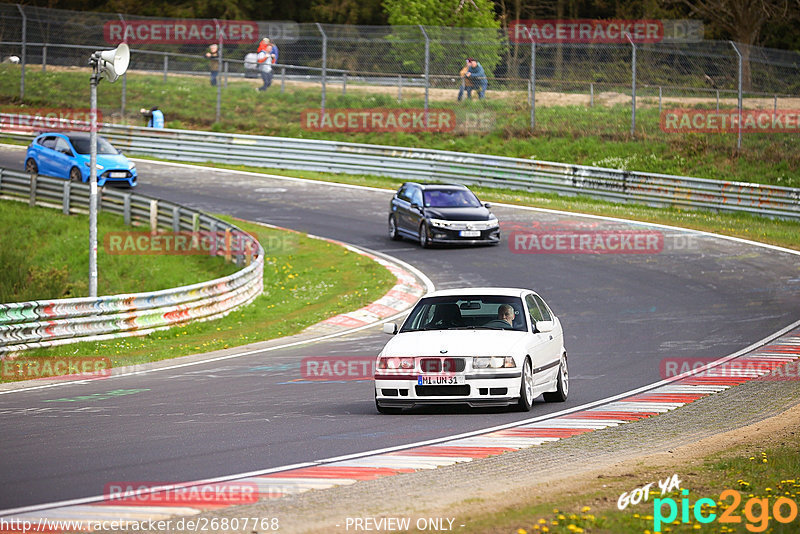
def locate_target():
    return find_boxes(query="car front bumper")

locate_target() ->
[428,226,500,245]
[375,371,522,408]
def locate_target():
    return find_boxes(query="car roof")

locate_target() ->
[404,182,471,191]
[423,287,533,298]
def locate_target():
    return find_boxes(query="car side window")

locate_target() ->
[54,137,72,155]
[40,136,56,149]
[397,184,412,202]
[525,295,543,327]
[410,187,423,206]
[533,294,552,321]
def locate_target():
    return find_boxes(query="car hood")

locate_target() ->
[380,329,529,357]
[76,153,131,169]
[424,206,493,221]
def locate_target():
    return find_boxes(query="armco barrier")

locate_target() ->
[0,168,264,354]
[2,115,795,219]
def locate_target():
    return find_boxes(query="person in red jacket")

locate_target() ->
[256,37,276,92]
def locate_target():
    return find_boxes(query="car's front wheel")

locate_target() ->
[517,357,534,411]
[388,215,402,241]
[69,167,82,182]
[543,355,569,402]
[418,222,431,248]
[25,158,38,174]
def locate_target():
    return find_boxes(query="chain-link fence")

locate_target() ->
[1,3,799,153]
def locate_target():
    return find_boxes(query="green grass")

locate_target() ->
[0,65,797,187]
[7,215,396,380]
[155,159,800,252]
[439,443,800,534]
[0,199,239,302]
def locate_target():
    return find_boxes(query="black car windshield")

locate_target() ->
[423,189,481,208]
[68,136,119,155]
[400,295,527,332]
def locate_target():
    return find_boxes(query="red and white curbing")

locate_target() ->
[4,332,798,531]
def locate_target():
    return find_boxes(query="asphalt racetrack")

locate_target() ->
[1,149,798,510]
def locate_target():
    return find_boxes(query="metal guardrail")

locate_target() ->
[79,122,800,220]
[1,117,798,218]
[0,168,264,354]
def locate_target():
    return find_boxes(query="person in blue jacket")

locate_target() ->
[141,106,164,128]
[465,58,487,100]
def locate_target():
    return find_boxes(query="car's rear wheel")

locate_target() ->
[517,357,534,411]
[375,396,402,415]
[69,167,82,182]
[388,215,401,241]
[418,222,431,248]
[25,158,38,174]
[543,355,569,402]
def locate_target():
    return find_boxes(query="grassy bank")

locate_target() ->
[0,66,797,187]
[2,207,396,382]
[0,199,239,302]
[457,441,799,534]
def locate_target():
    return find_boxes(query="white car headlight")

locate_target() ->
[473,356,515,369]
[377,357,415,370]
[128,162,136,170]
[429,219,451,229]
[84,162,104,170]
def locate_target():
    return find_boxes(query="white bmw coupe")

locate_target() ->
[375,288,568,414]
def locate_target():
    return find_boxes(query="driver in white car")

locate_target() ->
[497,304,515,326]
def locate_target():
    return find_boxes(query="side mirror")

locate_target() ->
[382,322,398,335]
[484,202,491,208]
[411,202,422,210]
[536,320,554,333]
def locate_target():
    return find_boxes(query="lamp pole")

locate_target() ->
[89,59,100,297]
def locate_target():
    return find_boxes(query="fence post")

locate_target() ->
[342,72,347,95]
[163,55,168,82]
[215,19,223,124]
[658,86,662,115]
[62,181,70,215]
[530,41,536,130]
[729,41,743,152]
[118,14,127,120]
[716,90,719,112]
[419,25,430,128]
[224,61,228,88]
[316,23,327,116]
[398,74,402,102]
[16,4,26,100]
[774,95,777,114]
[281,66,286,93]
[42,44,46,72]
[590,82,593,107]
[627,33,636,137]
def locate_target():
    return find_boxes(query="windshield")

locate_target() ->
[68,136,119,155]
[400,295,527,332]
[423,189,481,208]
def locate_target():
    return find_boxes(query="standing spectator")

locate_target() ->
[256,38,275,91]
[264,37,279,64]
[205,44,219,86]
[465,58,487,100]
[457,59,473,101]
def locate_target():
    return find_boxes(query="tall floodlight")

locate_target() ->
[88,43,129,297]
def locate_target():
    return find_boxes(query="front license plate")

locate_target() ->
[417,375,465,385]
[459,230,480,237]
[109,171,128,178]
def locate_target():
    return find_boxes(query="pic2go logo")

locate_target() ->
[653,489,799,532]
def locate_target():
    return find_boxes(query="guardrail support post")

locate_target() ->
[123,193,131,225]
[172,205,180,233]
[209,220,218,256]
[29,173,36,207]
[149,199,158,234]
[224,227,232,263]
[63,181,70,215]
[191,213,200,249]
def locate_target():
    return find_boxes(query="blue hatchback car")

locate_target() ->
[25,132,137,187]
